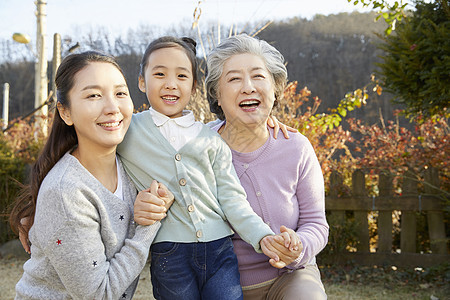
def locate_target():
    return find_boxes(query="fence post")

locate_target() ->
[353,170,369,252]
[378,172,393,253]
[401,171,417,253]
[328,171,345,223]
[2,83,9,130]
[424,167,446,254]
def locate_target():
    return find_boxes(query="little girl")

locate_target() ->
[117,36,290,299]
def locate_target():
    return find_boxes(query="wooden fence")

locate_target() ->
[323,167,448,267]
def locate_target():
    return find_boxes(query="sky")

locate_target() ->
[0,0,377,42]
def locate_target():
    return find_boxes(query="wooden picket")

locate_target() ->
[324,167,448,267]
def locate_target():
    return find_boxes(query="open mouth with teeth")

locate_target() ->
[239,100,260,110]
[162,96,179,104]
[98,120,122,128]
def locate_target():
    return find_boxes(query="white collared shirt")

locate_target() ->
[149,107,203,151]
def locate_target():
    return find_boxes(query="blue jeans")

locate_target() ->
[150,236,243,300]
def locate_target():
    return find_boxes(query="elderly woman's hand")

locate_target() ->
[267,116,297,139]
[261,226,303,269]
[134,180,174,226]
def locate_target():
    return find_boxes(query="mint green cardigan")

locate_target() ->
[117,110,274,252]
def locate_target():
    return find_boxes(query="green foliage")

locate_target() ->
[0,119,44,243]
[349,0,409,35]
[0,135,25,244]
[0,135,25,196]
[376,0,450,119]
[310,87,369,132]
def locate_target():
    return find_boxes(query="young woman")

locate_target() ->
[9,51,172,299]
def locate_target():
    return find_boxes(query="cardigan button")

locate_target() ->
[256,191,262,197]
[179,178,187,186]
[196,230,203,238]
[175,153,182,161]
[243,163,249,169]
[187,204,195,212]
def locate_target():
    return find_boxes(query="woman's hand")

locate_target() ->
[19,217,32,254]
[267,115,297,139]
[277,225,301,252]
[134,180,174,226]
[261,226,303,269]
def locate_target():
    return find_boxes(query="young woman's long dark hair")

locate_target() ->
[9,51,125,235]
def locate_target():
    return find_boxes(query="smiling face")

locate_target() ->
[139,46,194,118]
[58,62,133,154]
[217,53,276,128]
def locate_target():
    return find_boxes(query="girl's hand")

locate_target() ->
[267,115,297,139]
[134,180,174,226]
[152,180,175,212]
[260,235,281,266]
[19,217,32,254]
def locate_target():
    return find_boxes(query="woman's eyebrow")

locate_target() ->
[225,67,265,76]
[81,84,127,91]
[224,69,241,76]
[251,67,265,72]
[81,85,101,91]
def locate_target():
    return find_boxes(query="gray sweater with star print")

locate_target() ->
[15,152,160,300]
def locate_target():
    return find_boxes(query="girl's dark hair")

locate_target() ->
[139,36,198,88]
[9,51,125,235]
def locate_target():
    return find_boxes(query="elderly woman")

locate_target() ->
[205,34,329,300]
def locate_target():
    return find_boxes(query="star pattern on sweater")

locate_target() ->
[119,215,124,221]
[56,239,62,245]
[121,293,127,298]
[92,261,97,267]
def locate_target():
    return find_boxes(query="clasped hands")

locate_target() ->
[135,181,303,269]
[260,226,303,269]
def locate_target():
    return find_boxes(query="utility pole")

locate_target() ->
[35,0,48,136]
[52,33,61,102]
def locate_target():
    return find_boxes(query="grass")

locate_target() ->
[320,263,450,299]
[2,258,449,299]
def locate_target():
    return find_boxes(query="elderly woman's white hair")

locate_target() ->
[205,34,288,120]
